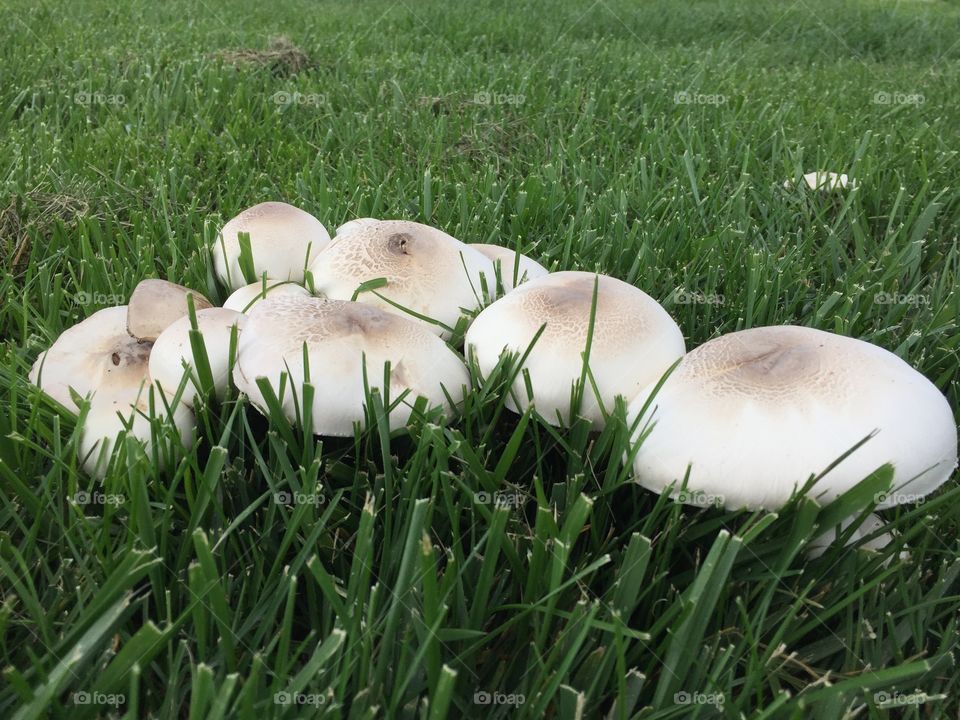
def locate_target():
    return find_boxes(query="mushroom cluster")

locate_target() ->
[29,199,957,553]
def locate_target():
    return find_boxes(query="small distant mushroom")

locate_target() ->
[233,295,470,435]
[149,307,247,406]
[471,243,549,292]
[29,306,154,411]
[465,271,685,428]
[784,171,854,192]
[628,326,957,510]
[214,201,331,291]
[223,280,310,312]
[127,279,213,342]
[78,385,195,478]
[308,219,496,337]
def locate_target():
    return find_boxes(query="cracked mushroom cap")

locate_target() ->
[471,243,549,291]
[233,295,470,435]
[335,217,379,238]
[627,325,958,510]
[29,306,154,412]
[78,384,195,479]
[214,201,331,291]
[127,279,212,342]
[223,280,310,312]
[465,271,686,428]
[308,220,496,337]
[149,307,247,406]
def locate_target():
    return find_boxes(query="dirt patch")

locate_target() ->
[213,36,312,75]
[0,188,98,272]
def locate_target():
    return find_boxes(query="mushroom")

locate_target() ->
[214,201,331,291]
[465,271,685,428]
[335,217,379,238]
[78,385,195,478]
[29,306,154,411]
[307,219,496,338]
[627,325,958,510]
[223,280,310,312]
[233,295,469,435]
[807,513,904,560]
[127,279,213,342]
[470,243,549,291]
[784,171,854,192]
[149,307,247,405]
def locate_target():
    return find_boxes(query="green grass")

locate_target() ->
[2,0,960,717]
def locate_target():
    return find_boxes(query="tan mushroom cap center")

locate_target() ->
[674,327,857,401]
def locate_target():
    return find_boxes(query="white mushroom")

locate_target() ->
[78,385,195,478]
[470,243,549,291]
[223,280,310,312]
[29,306,154,411]
[214,201,331,291]
[627,325,958,510]
[233,295,469,435]
[784,171,854,192]
[149,307,247,406]
[808,513,904,560]
[308,219,496,338]
[127,279,213,342]
[335,217,379,238]
[465,271,685,428]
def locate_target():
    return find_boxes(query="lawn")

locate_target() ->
[2,0,960,717]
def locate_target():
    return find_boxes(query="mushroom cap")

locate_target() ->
[29,306,153,412]
[78,384,195,478]
[233,295,470,435]
[808,513,899,559]
[149,307,247,406]
[470,243,549,291]
[783,171,854,192]
[127,279,213,342]
[628,325,958,510]
[335,217,379,238]
[308,219,496,337]
[223,280,310,312]
[214,201,331,291]
[465,271,686,428]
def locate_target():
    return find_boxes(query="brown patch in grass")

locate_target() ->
[213,36,312,76]
[0,188,99,273]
